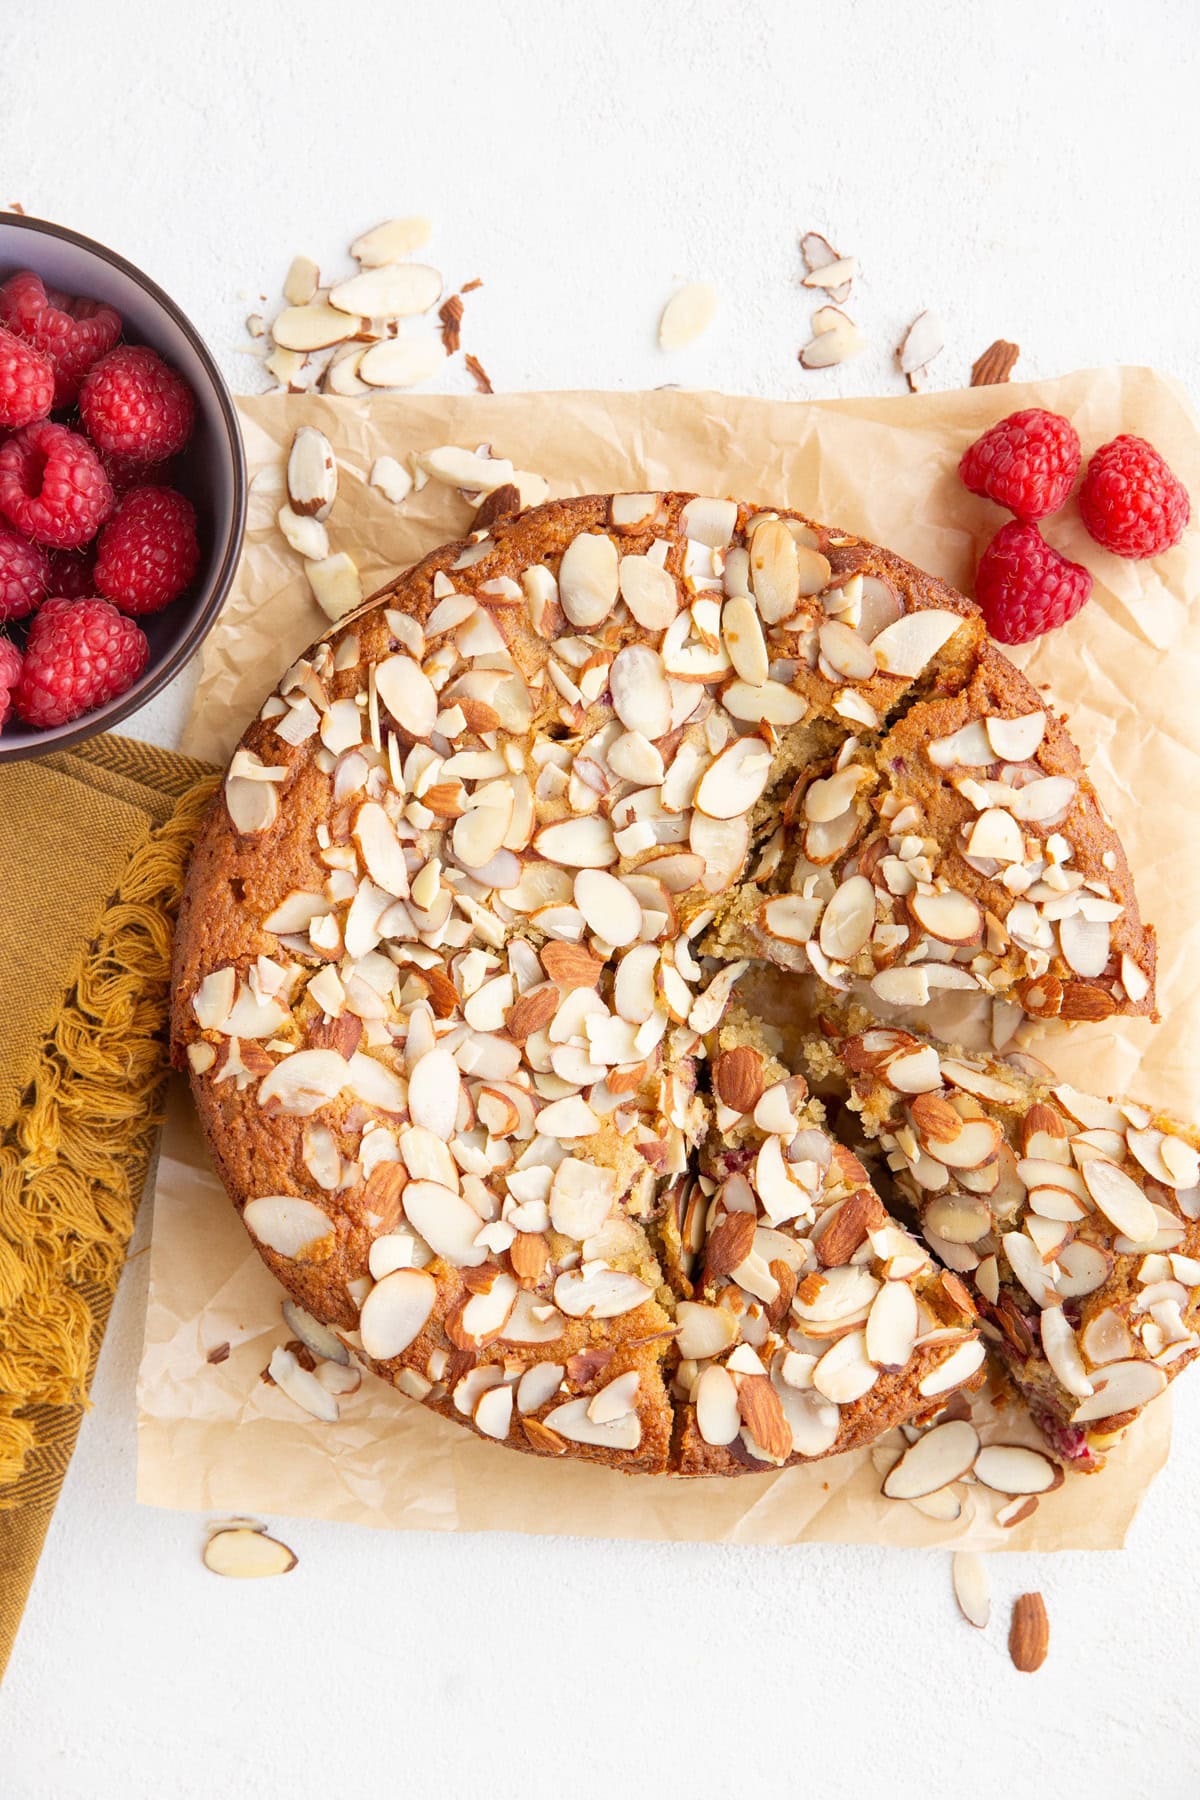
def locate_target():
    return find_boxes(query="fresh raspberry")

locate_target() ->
[0,525,50,620]
[1078,433,1190,559]
[0,636,22,727]
[79,345,195,463]
[959,408,1081,521]
[45,546,97,599]
[99,448,171,495]
[0,421,114,548]
[974,520,1093,645]
[15,597,148,727]
[0,325,54,428]
[0,271,122,407]
[95,486,199,614]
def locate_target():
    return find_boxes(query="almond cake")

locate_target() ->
[171,490,1168,1477]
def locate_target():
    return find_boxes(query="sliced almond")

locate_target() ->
[952,1551,990,1629]
[695,1363,740,1446]
[610,643,672,739]
[351,217,433,266]
[619,554,679,630]
[358,337,444,390]
[658,281,718,351]
[370,455,414,505]
[559,532,619,627]
[272,301,364,352]
[306,553,363,622]
[267,1345,339,1422]
[282,255,319,307]
[897,309,944,377]
[203,1527,296,1579]
[749,519,801,623]
[277,505,329,560]
[694,736,772,819]
[287,426,338,519]
[986,712,1046,761]
[973,1444,1059,1496]
[1080,1158,1157,1242]
[330,264,441,318]
[882,1419,980,1499]
[360,1268,438,1360]
[871,609,964,678]
[1070,1359,1167,1422]
[244,1195,336,1267]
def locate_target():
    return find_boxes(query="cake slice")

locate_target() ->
[811,1013,1200,1471]
[710,643,1156,1038]
[670,1012,985,1475]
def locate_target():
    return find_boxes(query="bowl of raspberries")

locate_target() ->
[0,213,245,759]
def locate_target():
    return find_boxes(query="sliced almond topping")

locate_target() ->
[749,519,801,623]
[818,618,877,680]
[871,608,964,678]
[695,1363,741,1446]
[986,711,1046,761]
[243,1195,335,1261]
[359,1267,438,1360]
[1059,914,1111,979]
[967,808,1024,863]
[865,1280,919,1369]
[819,874,875,962]
[352,801,409,896]
[375,654,437,738]
[1080,1158,1158,1242]
[574,869,642,947]
[681,497,737,549]
[694,736,772,820]
[910,889,983,946]
[543,1395,641,1451]
[534,815,618,868]
[610,643,672,739]
[722,594,769,685]
[559,531,619,627]
[1039,1305,1094,1399]
[267,1346,339,1423]
[619,554,679,630]
[1071,1359,1167,1422]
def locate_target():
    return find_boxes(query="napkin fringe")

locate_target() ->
[0,773,218,1498]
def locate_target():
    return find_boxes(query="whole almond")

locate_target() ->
[505,984,559,1043]
[704,1209,757,1281]
[909,1091,964,1145]
[521,1417,568,1455]
[736,1373,792,1462]
[1009,1592,1049,1672]
[565,1348,613,1388]
[817,1187,887,1268]
[1060,983,1117,1022]
[714,1045,766,1113]
[541,942,604,990]
[419,966,460,1020]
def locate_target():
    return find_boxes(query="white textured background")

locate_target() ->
[3,2,1200,1795]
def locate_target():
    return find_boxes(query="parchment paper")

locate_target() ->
[139,372,1200,1547]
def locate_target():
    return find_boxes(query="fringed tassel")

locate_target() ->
[0,774,218,1498]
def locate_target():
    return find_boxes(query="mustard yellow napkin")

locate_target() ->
[0,733,217,1683]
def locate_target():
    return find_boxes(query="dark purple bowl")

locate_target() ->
[0,212,246,761]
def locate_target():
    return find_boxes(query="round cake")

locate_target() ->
[171,490,1157,1475]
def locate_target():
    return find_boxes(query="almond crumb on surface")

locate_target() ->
[206,1342,231,1365]
[464,351,493,394]
[439,293,464,355]
[971,339,1020,386]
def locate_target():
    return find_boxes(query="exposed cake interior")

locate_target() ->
[806,1007,1200,1470]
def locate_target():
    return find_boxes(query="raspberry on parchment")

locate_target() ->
[1078,433,1190,559]
[974,519,1093,645]
[959,408,1081,522]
